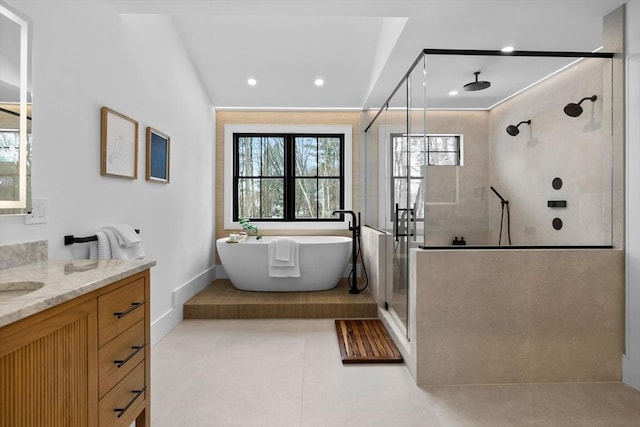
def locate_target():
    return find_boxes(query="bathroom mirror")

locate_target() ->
[0,1,32,214]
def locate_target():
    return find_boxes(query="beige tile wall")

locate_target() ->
[215,111,361,244]
[488,58,615,246]
[362,109,491,244]
[485,7,625,247]
[410,248,625,385]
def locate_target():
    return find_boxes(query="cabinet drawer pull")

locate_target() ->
[114,386,146,418]
[114,301,146,319]
[114,345,146,368]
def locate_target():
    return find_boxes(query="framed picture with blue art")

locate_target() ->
[146,127,170,183]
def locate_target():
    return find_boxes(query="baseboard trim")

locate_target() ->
[623,354,640,391]
[151,265,216,346]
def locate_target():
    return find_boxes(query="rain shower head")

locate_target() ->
[506,120,531,136]
[463,71,491,91]
[563,95,597,117]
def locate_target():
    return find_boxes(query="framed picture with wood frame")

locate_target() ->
[146,127,170,183]
[100,106,139,179]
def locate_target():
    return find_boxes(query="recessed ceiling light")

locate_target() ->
[501,46,515,53]
[449,90,459,96]
[314,78,324,87]
[247,78,257,86]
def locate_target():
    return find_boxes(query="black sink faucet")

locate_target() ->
[332,210,360,294]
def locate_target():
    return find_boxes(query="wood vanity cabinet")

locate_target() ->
[0,269,151,427]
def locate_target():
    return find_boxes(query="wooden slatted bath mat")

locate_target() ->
[335,319,403,364]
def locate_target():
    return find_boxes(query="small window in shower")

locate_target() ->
[392,134,462,169]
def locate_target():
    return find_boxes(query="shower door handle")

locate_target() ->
[395,203,414,242]
[394,203,399,242]
[411,204,417,242]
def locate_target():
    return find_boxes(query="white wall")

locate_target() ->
[0,1,216,344]
[625,0,640,391]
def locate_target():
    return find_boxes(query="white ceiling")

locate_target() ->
[107,0,626,111]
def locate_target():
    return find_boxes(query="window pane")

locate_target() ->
[318,137,340,176]
[237,178,261,218]
[428,136,441,151]
[394,177,409,210]
[262,137,284,176]
[0,175,16,200]
[295,178,318,218]
[392,136,407,176]
[237,137,261,176]
[429,152,457,166]
[428,136,458,152]
[394,177,425,212]
[410,178,423,218]
[429,136,458,151]
[0,132,19,162]
[295,137,318,176]
[317,178,340,218]
[446,137,458,151]
[261,178,284,218]
[409,135,425,177]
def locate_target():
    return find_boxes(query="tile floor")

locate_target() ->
[152,319,640,427]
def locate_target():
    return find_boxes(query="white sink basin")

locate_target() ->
[0,281,45,301]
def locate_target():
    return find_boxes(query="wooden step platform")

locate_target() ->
[184,279,377,319]
[335,319,403,364]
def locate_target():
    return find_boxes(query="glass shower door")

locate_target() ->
[365,53,426,340]
[386,81,411,335]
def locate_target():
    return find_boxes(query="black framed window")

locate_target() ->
[233,133,344,221]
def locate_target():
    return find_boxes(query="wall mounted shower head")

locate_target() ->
[463,71,491,91]
[506,120,531,136]
[563,95,597,117]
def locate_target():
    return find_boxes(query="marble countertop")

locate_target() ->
[0,258,156,328]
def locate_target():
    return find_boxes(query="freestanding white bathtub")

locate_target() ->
[216,236,351,292]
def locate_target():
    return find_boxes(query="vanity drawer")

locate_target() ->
[98,277,146,347]
[99,360,146,427]
[99,320,145,398]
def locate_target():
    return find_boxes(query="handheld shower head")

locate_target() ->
[563,95,597,117]
[506,120,531,137]
[463,71,491,91]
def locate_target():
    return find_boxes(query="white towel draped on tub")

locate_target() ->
[268,238,300,277]
[275,237,292,262]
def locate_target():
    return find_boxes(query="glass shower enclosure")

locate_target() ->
[364,49,614,338]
